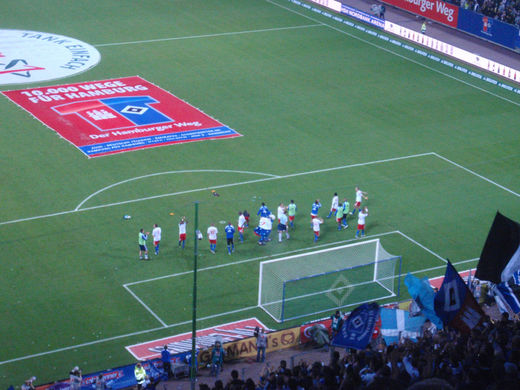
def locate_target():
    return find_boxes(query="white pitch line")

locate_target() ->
[433,153,520,198]
[122,285,167,327]
[0,152,432,226]
[124,231,400,287]
[75,169,279,210]
[266,0,520,108]
[408,257,479,276]
[94,24,323,47]
[397,230,447,263]
[0,304,257,366]
[0,244,478,366]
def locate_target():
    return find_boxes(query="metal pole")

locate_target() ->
[190,202,199,389]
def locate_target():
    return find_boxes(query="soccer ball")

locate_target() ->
[269,214,276,221]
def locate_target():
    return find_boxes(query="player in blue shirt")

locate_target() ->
[310,199,322,227]
[224,222,235,255]
[257,202,271,218]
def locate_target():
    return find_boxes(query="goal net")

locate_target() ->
[258,239,401,322]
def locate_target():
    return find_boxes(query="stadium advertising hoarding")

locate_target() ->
[34,356,181,390]
[385,21,520,84]
[382,0,458,27]
[1,76,241,157]
[457,8,520,50]
[340,4,385,29]
[300,318,332,343]
[305,0,342,12]
[198,327,300,365]
[304,0,384,28]
[126,318,266,360]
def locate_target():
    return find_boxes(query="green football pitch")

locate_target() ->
[1,0,519,386]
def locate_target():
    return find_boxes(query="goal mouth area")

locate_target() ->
[257,239,402,322]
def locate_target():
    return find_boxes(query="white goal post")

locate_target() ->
[258,239,402,322]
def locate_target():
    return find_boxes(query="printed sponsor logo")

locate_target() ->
[2,76,242,157]
[198,327,300,364]
[126,318,267,360]
[382,0,458,27]
[300,318,332,344]
[0,29,100,85]
[481,16,493,35]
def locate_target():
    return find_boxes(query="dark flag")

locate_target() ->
[331,302,380,349]
[475,212,520,284]
[434,261,485,333]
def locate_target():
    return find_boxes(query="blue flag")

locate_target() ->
[331,302,379,350]
[513,270,520,285]
[494,282,520,314]
[404,273,443,329]
[380,308,426,345]
[434,261,484,333]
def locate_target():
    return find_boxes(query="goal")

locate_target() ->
[258,239,402,322]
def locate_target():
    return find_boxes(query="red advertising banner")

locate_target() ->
[300,318,332,344]
[383,0,458,27]
[126,318,267,360]
[2,76,241,157]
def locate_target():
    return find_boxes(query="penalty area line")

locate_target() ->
[0,152,433,227]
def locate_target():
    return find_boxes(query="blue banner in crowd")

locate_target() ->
[36,352,191,390]
[404,273,443,329]
[457,8,520,50]
[332,302,380,350]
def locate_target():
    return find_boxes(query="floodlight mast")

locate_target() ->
[190,201,199,389]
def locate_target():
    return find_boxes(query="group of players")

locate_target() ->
[137,187,369,259]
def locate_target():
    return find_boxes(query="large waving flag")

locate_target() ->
[404,273,443,329]
[434,261,485,333]
[475,212,520,284]
[332,302,380,350]
[493,282,520,314]
[380,308,426,345]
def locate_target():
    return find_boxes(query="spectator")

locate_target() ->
[21,377,36,390]
[211,379,224,390]
[69,367,82,390]
[225,369,244,390]
[256,328,267,363]
[95,374,107,390]
[210,341,225,377]
[161,345,172,379]
[134,363,147,390]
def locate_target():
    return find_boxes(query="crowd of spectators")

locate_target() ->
[449,0,520,27]
[200,312,520,390]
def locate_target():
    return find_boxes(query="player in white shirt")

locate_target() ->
[152,223,162,255]
[207,224,218,253]
[351,187,368,215]
[178,217,187,249]
[327,193,339,218]
[277,203,285,223]
[355,207,369,238]
[312,217,323,242]
[278,210,290,242]
[238,211,247,243]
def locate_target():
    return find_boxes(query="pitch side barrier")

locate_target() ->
[295,0,520,90]
[34,352,190,390]
[380,0,520,50]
